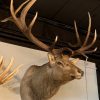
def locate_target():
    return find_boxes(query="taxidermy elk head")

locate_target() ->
[1,0,97,100]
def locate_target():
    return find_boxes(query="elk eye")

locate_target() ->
[66,64,69,66]
[57,62,63,67]
[57,62,63,66]
[57,62,64,68]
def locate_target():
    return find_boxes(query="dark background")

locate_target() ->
[0,0,100,99]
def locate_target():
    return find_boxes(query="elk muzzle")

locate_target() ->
[71,68,84,79]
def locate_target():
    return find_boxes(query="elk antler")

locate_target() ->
[1,0,97,58]
[67,12,97,58]
[0,56,23,84]
[1,0,50,51]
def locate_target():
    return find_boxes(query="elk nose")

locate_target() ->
[78,69,84,76]
[76,69,84,79]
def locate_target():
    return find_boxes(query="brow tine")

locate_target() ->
[50,36,58,50]
[1,17,12,22]
[54,36,58,44]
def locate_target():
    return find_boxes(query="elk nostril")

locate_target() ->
[81,71,84,76]
[77,70,84,76]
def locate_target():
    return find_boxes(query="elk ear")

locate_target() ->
[48,53,56,65]
[71,58,79,64]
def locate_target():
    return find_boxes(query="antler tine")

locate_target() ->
[1,0,30,22]
[74,20,81,45]
[20,0,36,27]
[10,0,18,22]
[53,36,58,47]
[79,29,97,51]
[0,57,23,84]
[68,12,92,50]
[15,0,30,15]
[83,47,97,54]
[82,12,91,47]
[0,56,3,70]
[54,36,59,44]
[0,57,14,81]
[50,36,58,50]
[2,64,23,83]
[68,20,81,48]
[10,0,27,30]
[29,12,38,31]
